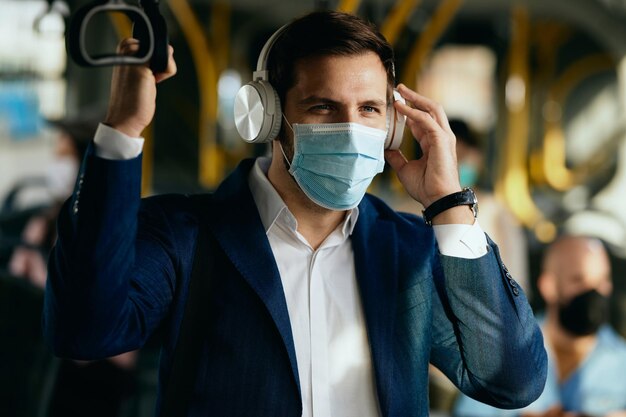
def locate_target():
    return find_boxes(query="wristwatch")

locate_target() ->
[422,187,478,226]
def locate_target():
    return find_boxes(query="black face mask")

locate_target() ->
[558,289,609,336]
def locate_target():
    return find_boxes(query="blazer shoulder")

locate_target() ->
[362,193,429,229]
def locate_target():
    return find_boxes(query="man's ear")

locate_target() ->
[538,271,558,305]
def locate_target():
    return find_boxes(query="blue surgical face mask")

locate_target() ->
[280,120,386,211]
[458,162,479,188]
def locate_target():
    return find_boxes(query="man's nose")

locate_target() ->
[337,108,359,124]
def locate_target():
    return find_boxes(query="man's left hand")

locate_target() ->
[385,84,473,225]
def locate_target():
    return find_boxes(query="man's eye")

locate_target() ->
[311,104,332,111]
[362,106,380,113]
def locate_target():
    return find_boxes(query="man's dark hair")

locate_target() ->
[267,11,395,106]
[449,119,480,150]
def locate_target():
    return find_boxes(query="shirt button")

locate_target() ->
[512,287,520,296]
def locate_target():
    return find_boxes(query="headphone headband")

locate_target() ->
[253,23,290,81]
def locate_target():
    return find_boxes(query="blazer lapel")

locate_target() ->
[205,159,301,394]
[352,198,399,417]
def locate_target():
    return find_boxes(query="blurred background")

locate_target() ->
[1,0,625,415]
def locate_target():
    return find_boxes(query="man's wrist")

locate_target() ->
[422,188,478,225]
[430,205,475,225]
[94,123,145,160]
[102,119,145,139]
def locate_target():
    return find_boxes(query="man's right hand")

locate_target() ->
[104,38,177,138]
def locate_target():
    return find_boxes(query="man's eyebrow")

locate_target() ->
[360,99,387,107]
[298,96,387,107]
[298,95,340,106]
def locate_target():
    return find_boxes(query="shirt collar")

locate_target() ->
[248,157,359,238]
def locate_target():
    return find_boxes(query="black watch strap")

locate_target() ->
[422,187,478,226]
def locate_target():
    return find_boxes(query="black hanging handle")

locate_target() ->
[67,0,168,72]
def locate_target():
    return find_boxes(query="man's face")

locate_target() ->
[279,51,389,157]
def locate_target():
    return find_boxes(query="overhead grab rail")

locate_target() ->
[67,0,169,72]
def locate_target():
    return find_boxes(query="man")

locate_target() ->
[454,235,626,417]
[43,11,546,417]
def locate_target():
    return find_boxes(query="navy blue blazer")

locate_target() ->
[44,148,547,417]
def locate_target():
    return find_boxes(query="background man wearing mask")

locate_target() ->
[451,118,529,293]
[454,235,626,417]
[43,11,546,416]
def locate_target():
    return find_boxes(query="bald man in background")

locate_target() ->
[454,235,626,417]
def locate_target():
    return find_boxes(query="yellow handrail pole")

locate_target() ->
[401,0,463,89]
[528,22,571,186]
[619,57,626,116]
[398,0,463,181]
[108,13,154,195]
[380,0,420,46]
[211,2,231,76]
[496,6,550,240]
[542,54,614,191]
[337,0,362,14]
[168,0,221,188]
[109,13,132,38]
[379,0,422,199]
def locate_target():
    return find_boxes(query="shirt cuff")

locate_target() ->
[433,220,489,259]
[93,123,145,160]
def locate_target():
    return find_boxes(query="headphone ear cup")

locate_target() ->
[234,80,282,143]
[385,90,406,150]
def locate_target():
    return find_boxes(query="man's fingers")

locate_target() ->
[395,100,440,139]
[117,38,141,55]
[115,38,176,83]
[393,88,449,145]
[155,45,177,83]
[396,83,451,133]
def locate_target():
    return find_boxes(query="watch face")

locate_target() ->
[462,187,478,218]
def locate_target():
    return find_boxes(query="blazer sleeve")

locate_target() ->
[429,238,547,409]
[43,144,182,360]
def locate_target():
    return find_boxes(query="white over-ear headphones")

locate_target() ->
[387,90,406,150]
[233,23,406,150]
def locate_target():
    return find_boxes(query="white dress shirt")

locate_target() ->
[93,123,489,417]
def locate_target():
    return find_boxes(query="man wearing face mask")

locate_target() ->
[43,11,547,416]
[454,235,626,417]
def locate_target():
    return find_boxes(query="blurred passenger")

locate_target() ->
[5,117,140,417]
[454,235,626,417]
[452,118,529,292]
[7,118,89,287]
